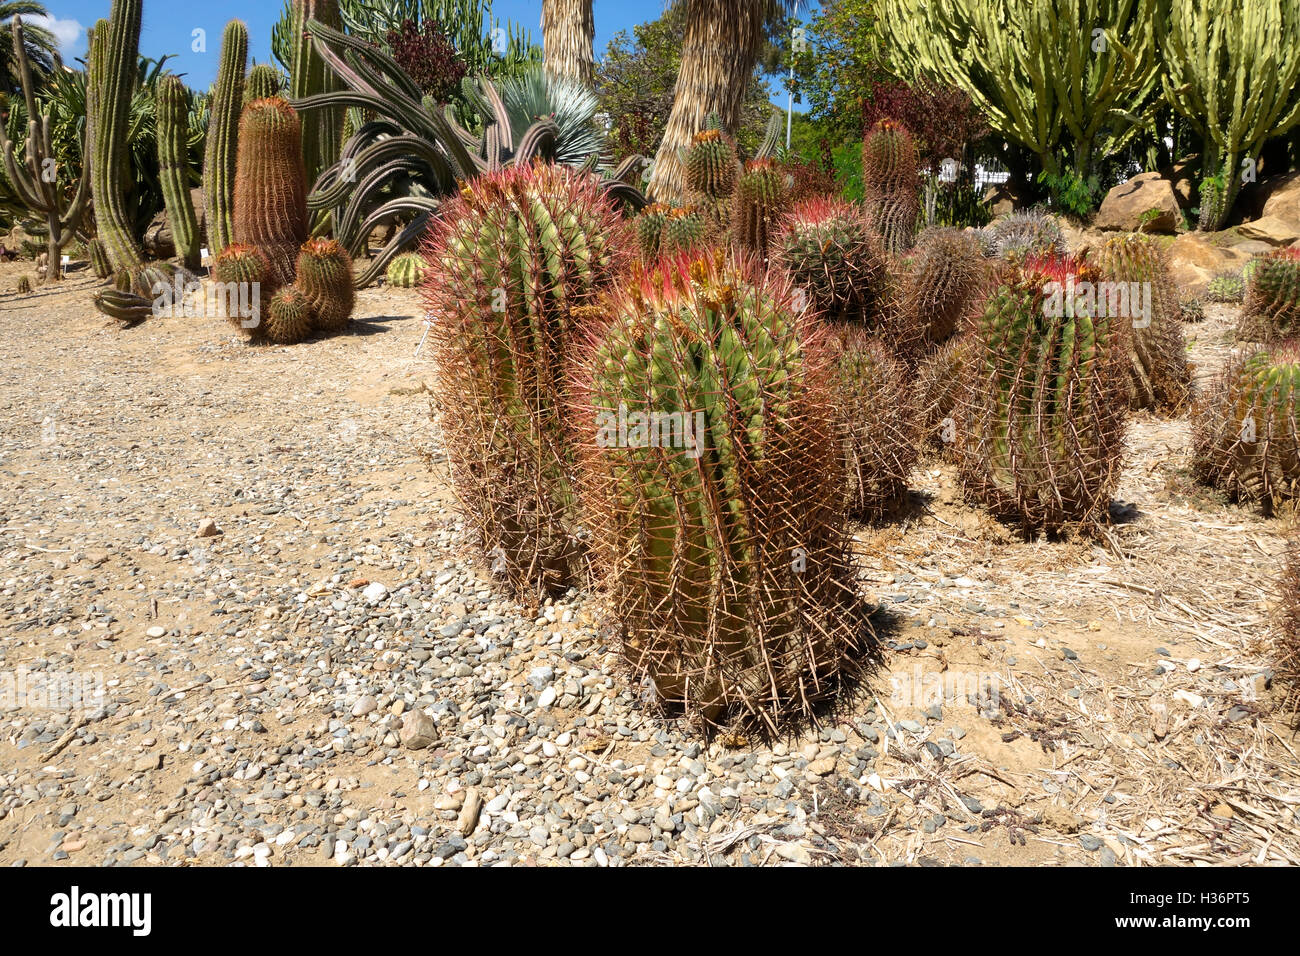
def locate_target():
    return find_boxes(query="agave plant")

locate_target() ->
[290,17,645,287]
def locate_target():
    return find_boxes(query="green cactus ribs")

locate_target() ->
[204,21,248,259]
[960,254,1129,536]
[385,252,426,288]
[862,119,920,255]
[571,250,867,733]
[1193,343,1300,512]
[774,198,886,327]
[296,238,355,332]
[156,75,201,270]
[731,159,789,258]
[1240,248,1300,342]
[422,163,629,603]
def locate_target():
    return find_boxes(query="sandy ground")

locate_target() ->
[0,256,1296,867]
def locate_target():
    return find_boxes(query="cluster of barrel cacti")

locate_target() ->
[861,119,920,255]
[959,255,1129,534]
[1097,233,1192,412]
[1193,344,1300,512]
[1240,248,1300,342]
[682,121,737,237]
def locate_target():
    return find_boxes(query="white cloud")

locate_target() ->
[24,15,86,59]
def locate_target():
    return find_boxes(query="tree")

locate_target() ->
[646,0,796,203]
[596,4,773,166]
[542,0,593,89]
[791,0,888,144]
[1,2,60,93]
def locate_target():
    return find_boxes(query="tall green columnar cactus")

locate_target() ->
[290,0,345,190]
[204,21,248,259]
[731,159,788,258]
[155,76,201,270]
[1097,233,1191,412]
[423,164,629,603]
[880,0,1159,186]
[1193,345,1300,511]
[92,0,145,273]
[233,98,309,287]
[571,250,861,732]
[0,17,91,283]
[1161,0,1300,231]
[862,119,920,255]
[960,256,1129,535]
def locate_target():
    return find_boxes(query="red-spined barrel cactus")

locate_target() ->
[862,119,919,255]
[1097,233,1192,412]
[1240,247,1300,342]
[917,333,979,453]
[296,237,355,332]
[571,250,863,732]
[422,164,629,602]
[960,255,1129,535]
[212,243,271,340]
[1192,344,1300,512]
[264,285,316,344]
[774,198,887,326]
[233,98,308,287]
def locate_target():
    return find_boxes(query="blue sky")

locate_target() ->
[33,2,811,88]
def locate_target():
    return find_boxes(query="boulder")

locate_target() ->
[1167,232,1255,296]
[142,212,175,259]
[1159,157,1198,210]
[982,181,1024,217]
[1095,172,1183,233]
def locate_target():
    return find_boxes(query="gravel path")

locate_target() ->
[1,266,1295,867]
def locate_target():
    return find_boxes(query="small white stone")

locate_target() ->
[538,685,557,708]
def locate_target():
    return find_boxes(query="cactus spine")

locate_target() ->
[862,119,919,255]
[1207,271,1246,303]
[156,75,201,270]
[774,198,888,327]
[290,0,345,191]
[212,244,270,339]
[1193,344,1300,511]
[572,251,861,732]
[91,0,145,273]
[960,256,1129,534]
[902,226,989,349]
[204,21,249,259]
[1097,233,1192,412]
[422,164,628,601]
[295,238,355,331]
[731,159,789,258]
[1240,248,1300,342]
[233,98,309,287]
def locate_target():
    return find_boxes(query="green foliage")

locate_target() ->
[0,1,59,94]
[1036,166,1101,218]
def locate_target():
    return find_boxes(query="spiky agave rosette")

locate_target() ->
[1240,248,1300,342]
[569,250,866,733]
[959,255,1129,535]
[1192,343,1300,512]
[774,198,887,327]
[1097,233,1192,412]
[422,164,629,602]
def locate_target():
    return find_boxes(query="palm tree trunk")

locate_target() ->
[647,0,764,204]
[541,0,595,90]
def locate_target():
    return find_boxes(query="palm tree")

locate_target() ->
[541,0,594,89]
[1,2,60,94]
[647,0,797,203]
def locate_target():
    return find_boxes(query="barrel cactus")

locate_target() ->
[660,206,710,255]
[296,238,355,332]
[1207,270,1246,303]
[16,275,31,295]
[985,209,1065,261]
[834,328,921,519]
[902,227,990,350]
[731,158,789,257]
[1193,344,1300,512]
[862,119,919,255]
[1097,233,1192,412]
[385,252,425,288]
[635,203,671,260]
[917,334,979,452]
[243,63,283,105]
[960,255,1129,535]
[774,198,887,327]
[683,123,737,234]
[571,251,861,732]
[233,98,308,287]
[212,243,270,338]
[1240,248,1300,342]
[422,164,629,601]
[264,285,316,344]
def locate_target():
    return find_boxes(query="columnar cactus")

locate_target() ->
[290,0,345,190]
[1193,344,1300,511]
[88,239,112,280]
[960,255,1129,534]
[834,328,921,519]
[385,252,425,288]
[862,119,919,255]
[156,75,201,270]
[233,98,309,287]
[1097,233,1192,412]
[91,0,145,273]
[265,286,317,344]
[901,226,989,349]
[731,159,789,258]
[243,64,284,105]
[571,251,861,732]
[774,198,887,327]
[422,164,629,601]
[204,21,249,259]
[295,237,355,331]
[1240,248,1300,342]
